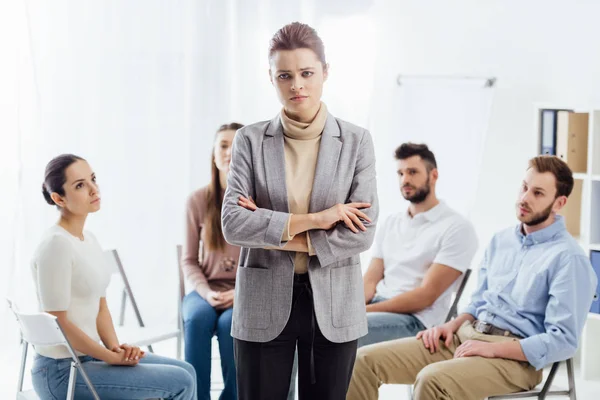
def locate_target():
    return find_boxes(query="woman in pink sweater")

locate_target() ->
[181,122,243,400]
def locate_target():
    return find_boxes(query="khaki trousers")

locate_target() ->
[347,321,543,400]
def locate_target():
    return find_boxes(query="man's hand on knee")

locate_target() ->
[416,323,454,353]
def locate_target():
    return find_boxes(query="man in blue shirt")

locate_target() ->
[347,155,598,400]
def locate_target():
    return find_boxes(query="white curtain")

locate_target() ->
[0,1,492,396]
[0,0,378,395]
[0,2,206,393]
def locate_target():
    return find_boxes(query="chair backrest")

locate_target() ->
[7,299,69,348]
[444,269,472,323]
[176,244,185,302]
[105,249,146,328]
[176,244,185,335]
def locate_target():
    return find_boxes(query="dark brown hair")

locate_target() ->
[268,22,326,65]
[42,154,85,207]
[528,155,574,198]
[204,123,244,252]
[394,143,437,172]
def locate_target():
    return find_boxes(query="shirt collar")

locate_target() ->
[515,214,566,245]
[406,201,447,222]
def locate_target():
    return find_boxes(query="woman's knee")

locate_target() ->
[216,308,233,335]
[169,365,196,394]
[182,294,217,331]
[179,359,197,380]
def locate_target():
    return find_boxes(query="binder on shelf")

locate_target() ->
[589,251,600,314]
[556,112,589,173]
[540,109,557,155]
[561,179,582,238]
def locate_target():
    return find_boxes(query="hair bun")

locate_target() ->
[42,183,55,205]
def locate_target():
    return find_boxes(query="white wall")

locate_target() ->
[369,0,600,244]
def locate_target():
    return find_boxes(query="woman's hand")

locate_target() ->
[207,290,225,307]
[238,196,257,211]
[105,344,144,366]
[315,203,372,233]
[111,344,145,363]
[215,289,234,310]
[207,290,234,309]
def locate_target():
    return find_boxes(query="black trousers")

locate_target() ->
[234,273,358,400]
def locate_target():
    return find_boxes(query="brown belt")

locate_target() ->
[472,320,523,339]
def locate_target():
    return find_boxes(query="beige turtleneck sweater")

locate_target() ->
[280,103,328,274]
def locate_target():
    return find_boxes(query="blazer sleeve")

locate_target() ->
[222,131,291,248]
[308,130,379,267]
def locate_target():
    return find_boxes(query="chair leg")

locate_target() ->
[119,288,127,326]
[566,358,576,400]
[538,361,560,400]
[17,340,28,393]
[176,332,182,360]
[67,363,78,400]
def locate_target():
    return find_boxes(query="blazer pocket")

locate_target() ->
[331,263,364,328]
[236,266,272,330]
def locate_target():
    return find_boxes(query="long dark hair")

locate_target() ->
[204,123,244,251]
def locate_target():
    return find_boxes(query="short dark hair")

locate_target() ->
[42,154,85,207]
[394,143,437,171]
[528,155,574,198]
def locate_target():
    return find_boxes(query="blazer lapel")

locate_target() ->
[309,113,342,213]
[263,115,290,213]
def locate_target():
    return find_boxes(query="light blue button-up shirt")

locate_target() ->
[461,215,598,370]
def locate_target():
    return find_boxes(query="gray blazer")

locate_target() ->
[222,113,379,343]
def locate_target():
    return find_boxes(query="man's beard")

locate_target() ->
[518,201,554,227]
[402,177,431,204]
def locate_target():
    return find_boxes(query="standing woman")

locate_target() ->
[31,154,196,400]
[181,123,243,400]
[222,22,379,400]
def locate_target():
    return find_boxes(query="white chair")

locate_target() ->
[488,359,576,399]
[7,299,100,400]
[105,249,183,359]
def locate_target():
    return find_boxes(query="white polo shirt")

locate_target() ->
[373,201,478,328]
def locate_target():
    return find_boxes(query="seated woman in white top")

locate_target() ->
[30,154,197,400]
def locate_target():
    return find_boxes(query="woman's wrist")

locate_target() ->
[308,213,322,230]
[289,213,322,235]
[100,348,118,363]
[107,341,120,350]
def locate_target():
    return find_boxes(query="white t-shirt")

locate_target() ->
[31,225,111,359]
[373,201,478,328]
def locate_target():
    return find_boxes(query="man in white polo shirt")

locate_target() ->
[360,143,478,347]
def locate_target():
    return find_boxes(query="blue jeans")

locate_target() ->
[182,291,236,400]
[358,294,426,348]
[31,352,196,400]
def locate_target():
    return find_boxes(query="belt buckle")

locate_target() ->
[474,320,492,334]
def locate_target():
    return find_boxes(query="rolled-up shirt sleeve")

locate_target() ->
[519,255,596,370]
